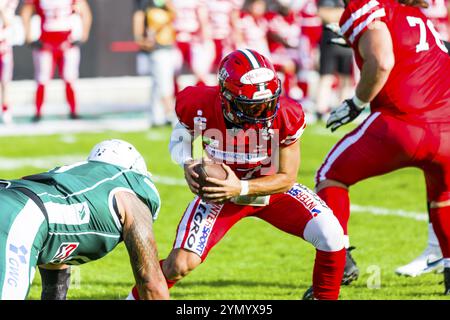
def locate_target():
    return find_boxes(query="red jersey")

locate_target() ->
[340,0,450,123]
[172,0,206,42]
[26,0,78,44]
[422,0,449,40]
[265,11,301,53]
[297,0,323,46]
[237,11,270,57]
[207,0,241,40]
[175,86,306,179]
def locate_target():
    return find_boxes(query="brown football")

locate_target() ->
[193,162,228,194]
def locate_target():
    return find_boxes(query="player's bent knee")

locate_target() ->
[316,179,348,192]
[303,209,345,252]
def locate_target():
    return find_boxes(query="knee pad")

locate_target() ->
[303,209,345,252]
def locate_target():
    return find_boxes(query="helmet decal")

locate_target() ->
[240,68,275,85]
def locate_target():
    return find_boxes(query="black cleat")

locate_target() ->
[69,113,81,120]
[302,286,314,300]
[342,246,359,285]
[444,268,450,295]
[31,114,41,123]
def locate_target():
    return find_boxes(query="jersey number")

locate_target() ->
[406,16,448,53]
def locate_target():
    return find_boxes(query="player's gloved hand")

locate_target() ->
[328,37,349,48]
[325,23,350,48]
[326,96,369,132]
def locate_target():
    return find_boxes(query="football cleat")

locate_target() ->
[342,246,359,285]
[444,268,450,295]
[302,286,314,300]
[395,244,443,277]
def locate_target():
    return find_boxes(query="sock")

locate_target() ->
[430,206,450,259]
[2,104,7,112]
[65,82,77,115]
[317,186,350,235]
[428,223,441,247]
[36,84,45,117]
[444,258,450,269]
[128,259,178,300]
[312,248,346,300]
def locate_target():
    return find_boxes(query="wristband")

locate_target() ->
[352,96,369,109]
[240,180,249,196]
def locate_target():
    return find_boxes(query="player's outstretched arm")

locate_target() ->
[20,3,35,44]
[116,192,169,300]
[326,21,395,131]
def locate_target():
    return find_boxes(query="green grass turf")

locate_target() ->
[0,123,446,300]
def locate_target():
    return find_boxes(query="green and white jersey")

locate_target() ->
[9,161,161,266]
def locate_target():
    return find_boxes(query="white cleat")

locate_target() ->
[395,245,444,277]
[1,110,12,125]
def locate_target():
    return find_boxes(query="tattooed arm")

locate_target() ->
[115,191,169,300]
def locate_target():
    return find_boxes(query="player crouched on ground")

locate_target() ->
[129,49,346,300]
[0,139,168,300]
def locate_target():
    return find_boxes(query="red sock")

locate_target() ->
[65,82,76,115]
[318,187,350,235]
[36,84,45,116]
[430,206,450,258]
[131,259,178,300]
[2,104,7,112]
[313,248,346,300]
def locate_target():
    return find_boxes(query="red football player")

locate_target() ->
[315,0,450,295]
[128,49,347,300]
[265,0,303,99]
[21,0,92,121]
[206,0,243,73]
[0,0,19,124]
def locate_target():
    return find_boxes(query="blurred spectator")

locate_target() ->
[315,0,354,121]
[422,0,450,41]
[236,0,270,57]
[133,0,177,127]
[172,0,212,88]
[207,0,242,73]
[21,0,92,122]
[295,0,322,104]
[266,0,303,99]
[0,0,19,125]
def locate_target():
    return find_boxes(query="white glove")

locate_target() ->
[326,97,369,132]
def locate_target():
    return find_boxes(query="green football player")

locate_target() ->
[0,139,169,300]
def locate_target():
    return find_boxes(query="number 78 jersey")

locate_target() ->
[340,0,450,123]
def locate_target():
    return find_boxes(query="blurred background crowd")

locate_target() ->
[0,0,449,127]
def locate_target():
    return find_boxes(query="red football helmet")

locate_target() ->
[218,49,281,130]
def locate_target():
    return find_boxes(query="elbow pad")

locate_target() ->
[168,122,193,167]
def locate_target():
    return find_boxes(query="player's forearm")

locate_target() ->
[245,173,296,197]
[80,2,92,42]
[355,55,393,102]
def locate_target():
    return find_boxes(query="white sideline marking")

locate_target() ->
[0,155,427,221]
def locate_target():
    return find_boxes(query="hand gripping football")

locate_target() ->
[193,161,228,195]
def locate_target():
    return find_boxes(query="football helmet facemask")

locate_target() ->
[218,49,281,130]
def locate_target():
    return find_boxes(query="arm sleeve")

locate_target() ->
[339,0,388,47]
[168,121,193,167]
[278,98,307,147]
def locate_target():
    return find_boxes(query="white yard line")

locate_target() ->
[0,155,428,222]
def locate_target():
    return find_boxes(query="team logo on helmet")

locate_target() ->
[218,67,229,82]
[240,68,275,85]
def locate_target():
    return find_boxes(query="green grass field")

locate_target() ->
[0,123,446,300]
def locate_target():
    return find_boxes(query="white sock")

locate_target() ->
[428,223,441,247]
[343,235,350,249]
